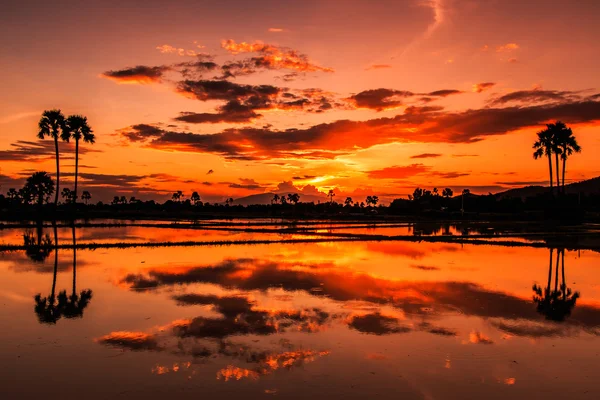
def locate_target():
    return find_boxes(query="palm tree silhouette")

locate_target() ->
[34,222,63,324]
[327,189,335,203]
[272,194,280,205]
[23,172,54,208]
[38,110,67,206]
[64,115,95,205]
[81,191,91,205]
[287,193,300,204]
[442,188,453,198]
[532,248,580,321]
[61,226,93,319]
[556,123,581,192]
[533,128,555,193]
[23,223,53,262]
[344,197,353,207]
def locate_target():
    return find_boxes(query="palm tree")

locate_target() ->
[327,189,335,203]
[23,172,55,208]
[442,188,453,198]
[287,193,300,204]
[61,188,73,203]
[38,110,67,206]
[556,124,581,192]
[533,128,555,193]
[272,194,280,205]
[64,115,94,205]
[546,122,570,190]
[344,197,353,207]
[81,191,91,204]
[61,226,93,319]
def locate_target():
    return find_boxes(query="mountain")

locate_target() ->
[496,176,600,199]
[231,192,328,206]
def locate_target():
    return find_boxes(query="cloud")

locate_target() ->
[221,39,333,73]
[156,44,204,57]
[0,140,100,162]
[118,98,600,160]
[488,89,582,106]
[365,64,392,71]
[268,28,285,32]
[469,331,494,344]
[496,43,519,52]
[347,89,413,111]
[410,153,442,159]
[427,89,462,97]
[367,164,431,179]
[207,169,214,174]
[101,65,170,84]
[472,82,496,93]
[508,58,518,63]
[227,178,266,190]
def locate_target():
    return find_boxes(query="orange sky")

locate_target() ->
[1,0,600,203]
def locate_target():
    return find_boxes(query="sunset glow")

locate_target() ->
[1,0,599,203]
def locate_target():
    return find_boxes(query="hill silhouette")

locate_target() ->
[496,176,600,200]
[231,192,327,206]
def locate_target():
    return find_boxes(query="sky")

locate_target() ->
[1,0,600,203]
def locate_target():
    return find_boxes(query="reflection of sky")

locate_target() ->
[1,237,600,398]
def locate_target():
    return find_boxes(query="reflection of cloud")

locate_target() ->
[347,313,411,335]
[469,331,494,344]
[217,366,259,381]
[96,331,162,351]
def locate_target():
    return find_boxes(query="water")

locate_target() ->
[1,224,600,399]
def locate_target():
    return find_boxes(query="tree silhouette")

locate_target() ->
[327,189,335,203]
[366,195,379,207]
[191,191,201,205]
[23,225,53,263]
[172,191,183,202]
[287,193,300,204]
[60,226,93,319]
[533,128,555,193]
[37,110,67,206]
[272,194,280,205]
[442,188,453,198]
[23,172,54,207]
[556,123,581,192]
[34,222,62,324]
[61,188,73,204]
[81,190,91,205]
[533,248,579,321]
[344,197,353,207]
[432,187,439,196]
[64,115,94,205]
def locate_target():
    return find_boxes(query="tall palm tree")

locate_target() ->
[64,115,95,204]
[38,110,67,206]
[546,122,573,190]
[533,128,554,193]
[557,124,581,192]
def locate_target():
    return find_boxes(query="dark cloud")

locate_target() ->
[347,313,411,335]
[488,89,582,106]
[227,178,265,190]
[0,140,100,162]
[410,153,442,159]
[347,88,413,111]
[119,97,600,159]
[473,82,496,93]
[101,65,169,84]
[427,89,463,97]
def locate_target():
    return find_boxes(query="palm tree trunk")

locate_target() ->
[562,155,566,194]
[74,139,79,205]
[561,249,566,299]
[54,136,60,206]
[51,221,58,301]
[554,249,560,292]
[72,225,77,295]
[554,153,560,193]
[547,248,553,294]
[547,155,553,192]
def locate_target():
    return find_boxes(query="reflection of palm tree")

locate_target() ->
[23,222,53,263]
[34,222,62,324]
[33,224,93,323]
[533,248,580,321]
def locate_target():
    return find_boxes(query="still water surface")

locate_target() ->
[1,225,600,399]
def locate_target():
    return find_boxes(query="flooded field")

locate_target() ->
[2,222,600,399]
